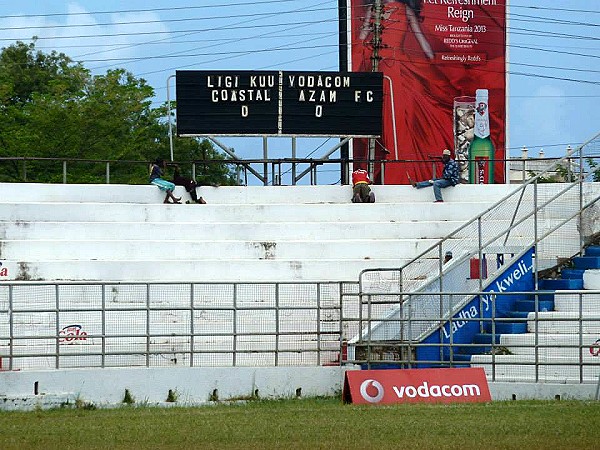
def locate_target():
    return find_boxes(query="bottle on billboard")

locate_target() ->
[469,89,495,184]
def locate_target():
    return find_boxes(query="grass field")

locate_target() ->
[0,397,599,449]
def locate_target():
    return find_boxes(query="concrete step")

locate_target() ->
[514,299,554,312]
[0,258,417,282]
[553,291,600,313]
[473,333,502,344]
[499,333,600,356]
[583,270,600,289]
[527,311,600,334]
[0,238,444,261]
[505,311,532,319]
[0,183,517,205]
[470,354,600,383]
[0,220,468,241]
[560,268,585,279]
[0,201,501,224]
[584,245,600,256]
[3,182,587,205]
[574,256,600,270]
[538,278,584,290]
[484,321,528,334]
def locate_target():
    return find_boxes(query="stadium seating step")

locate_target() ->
[455,345,492,355]
[473,333,502,344]
[445,353,472,363]
[538,278,584,290]
[561,268,585,279]
[505,311,532,319]
[494,293,534,315]
[514,299,554,312]
[573,256,600,269]
[583,245,600,256]
[485,321,528,334]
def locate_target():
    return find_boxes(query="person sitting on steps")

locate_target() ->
[408,149,459,203]
[149,158,181,204]
[171,164,207,204]
[351,168,375,203]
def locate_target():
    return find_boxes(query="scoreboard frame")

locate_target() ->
[175,70,383,137]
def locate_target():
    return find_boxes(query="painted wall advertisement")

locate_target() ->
[347,0,507,184]
[418,247,535,364]
[344,367,491,404]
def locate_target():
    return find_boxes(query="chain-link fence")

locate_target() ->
[348,289,600,383]
[1,281,599,383]
[0,281,360,371]
[352,132,600,382]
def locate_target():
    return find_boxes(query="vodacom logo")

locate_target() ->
[359,379,385,403]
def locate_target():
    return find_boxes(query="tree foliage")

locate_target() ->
[0,40,236,185]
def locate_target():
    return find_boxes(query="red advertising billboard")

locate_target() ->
[343,368,492,404]
[347,0,507,184]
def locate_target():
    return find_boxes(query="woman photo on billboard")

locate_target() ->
[359,1,432,59]
[352,0,506,185]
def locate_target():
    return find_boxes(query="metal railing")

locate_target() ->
[0,154,582,186]
[0,281,360,371]
[1,280,599,383]
[354,131,600,371]
[347,289,600,383]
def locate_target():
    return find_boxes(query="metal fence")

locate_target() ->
[0,154,579,186]
[352,132,600,381]
[0,281,360,371]
[1,280,599,384]
[347,289,600,383]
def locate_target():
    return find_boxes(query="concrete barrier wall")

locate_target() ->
[0,366,350,410]
[0,365,597,410]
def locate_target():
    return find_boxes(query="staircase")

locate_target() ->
[0,183,511,283]
[466,245,600,383]
[0,181,516,370]
[351,132,600,384]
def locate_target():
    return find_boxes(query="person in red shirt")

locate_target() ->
[351,168,375,203]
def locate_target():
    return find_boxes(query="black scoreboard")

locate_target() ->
[176,70,382,137]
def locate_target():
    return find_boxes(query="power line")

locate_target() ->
[2,3,598,90]
[0,0,306,19]
[0,6,337,32]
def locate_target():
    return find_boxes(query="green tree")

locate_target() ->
[0,40,236,185]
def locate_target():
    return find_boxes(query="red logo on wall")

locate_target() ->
[59,324,88,344]
[590,339,600,357]
[0,262,7,278]
[344,368,491,404]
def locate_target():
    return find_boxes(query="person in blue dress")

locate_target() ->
[149,158,181,204]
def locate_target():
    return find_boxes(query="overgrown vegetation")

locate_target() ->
[122,389,135,405]
[0,39,236,185]
[0,397,598,449]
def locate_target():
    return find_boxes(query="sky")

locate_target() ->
[0,0,598,184]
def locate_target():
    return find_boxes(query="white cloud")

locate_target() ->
[0,2,171,76]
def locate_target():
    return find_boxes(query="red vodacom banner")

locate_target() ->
[348,0,507,184]
[343,368,491,404]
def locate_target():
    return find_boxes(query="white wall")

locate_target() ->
[0,366,349,411]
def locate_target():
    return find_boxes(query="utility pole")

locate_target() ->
[368,0,383,180]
